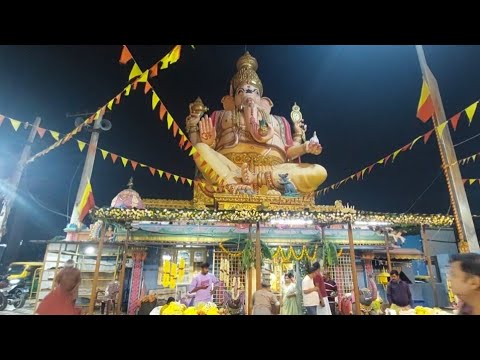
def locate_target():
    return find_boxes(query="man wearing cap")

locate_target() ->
[189,262,219,305]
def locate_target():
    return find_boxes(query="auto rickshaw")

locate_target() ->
[0,262,43,310]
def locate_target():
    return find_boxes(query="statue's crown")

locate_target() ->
[231,52,263,96]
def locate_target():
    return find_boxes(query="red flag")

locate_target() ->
[110,153,118,164]
[78,181,95,223]
[115,94,122,105]
[417,80,435,123]
[150,64,158,78]
[36,127,46,138]
[423,129,434,144]
[149,167,156,176]
[144,82,152,94]
[165,172,172,180]
[119,46,133,64]
[180,177,186,184]
[173,122,179,137]
[368,164,374,174]
[401,143,411,152]
[131,161,138,170]
[356,171,361,181]
[384,154,392,164]
[450,112,461,131]
[159,103,167,121]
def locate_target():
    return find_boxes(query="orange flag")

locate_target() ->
[132,80,139,90]
[37,127,46,138]
[173,122,179,137]
[180,177,186,184]
[111,153,118,164]
[423,129,434,144]
[0,115,4,126]
[384,154,392,164]
[115,94,122,105]
[417,80,435,123]
[184,141,192,151]
[119,46,133,64]
[149,64,158,78]
[144,82,152,94]
[131,161,138,170]
[450,112,461,131]
[159,103,167,121]
[368,164,375,174]
[165,172,172,180]
[149,167,156,176]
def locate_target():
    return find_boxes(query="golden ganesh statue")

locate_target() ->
[186,52,327,197]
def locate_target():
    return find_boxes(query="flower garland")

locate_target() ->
[272,245,318,262]
[219,243,242,257]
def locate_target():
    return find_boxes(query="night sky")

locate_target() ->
[2,45,480,251]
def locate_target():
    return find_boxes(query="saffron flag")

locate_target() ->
[119,46,133,64]
[78,181,95,223]
[417,80,435,123]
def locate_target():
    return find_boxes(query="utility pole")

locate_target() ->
[0,117,41,263]
[416,46,478,253]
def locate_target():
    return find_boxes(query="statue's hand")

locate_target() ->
[199,115,216,146]
[305,140,322,155]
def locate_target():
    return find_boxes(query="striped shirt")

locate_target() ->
[324,279,337,302]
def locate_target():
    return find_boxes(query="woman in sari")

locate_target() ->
[281,272,302,315]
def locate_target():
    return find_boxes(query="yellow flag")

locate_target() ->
[410,135,423,149]
[158,170,164,178]
[100,149,109,160]
[152,92,160,110]
[377,159,384,165]
[124,84,132,96]
[77,140,86,152]
[350,174,355,180]
[187,179,192,186]
[94,110,101,120]
[361,168,367,178]
[469,179,476,185]
[392,149,402,162]
[189,147,197,156]
[465,101,478,124]
[167,113,174,129]
[50,131,60,141]
[178,129,184,136]
[129,63,143,80]
[138,71,149,83]
[473,154,478,162]
[121,157,128,167]
[437,122,448,137]
[107,99,115,110]
[174,175,179,182]
[10,119,21,131]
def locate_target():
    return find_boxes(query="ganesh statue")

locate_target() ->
[185,52,327,198]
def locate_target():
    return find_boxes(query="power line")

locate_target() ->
[403,171,442,214]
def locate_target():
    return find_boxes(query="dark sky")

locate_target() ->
[2,45,480,244]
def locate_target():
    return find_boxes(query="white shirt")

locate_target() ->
[302,275,320,307]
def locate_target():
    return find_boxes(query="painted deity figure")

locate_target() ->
[185,52,327,196]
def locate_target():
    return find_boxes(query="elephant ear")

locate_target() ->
[221,95,235,111]
[260,97,274,114]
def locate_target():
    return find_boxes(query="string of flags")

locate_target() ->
[0,113,70,142]
[318,95,480,196]
[120,45,227,192]
[463,179,480,186]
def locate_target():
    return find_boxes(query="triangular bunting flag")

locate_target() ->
[174,175,179,182]
[173,122,179,137]
[77,140,86,152]
[463,179,468,185]
[152,92,160,110]
[187,179,192,186]
[193,152,200,160]
[392,149,402,162]
[424,129,434,144]
[139,163,147,167]
[144,82,152,94]
[129,63,143,81]
[473,154,478,162]
[450,113,461,131]
[0,115,4,126]
[121,157,128,167]
[179,129,184,136]
[437,122,448,137]
[124,84,132,96]
[99,149,108,160]
[131,161,138,170]
[149,64,158,78]
[50,131,60,141]
[158,170,164,178]
[180,177,186,184]
[189,147,197,156]
[184,141,192,151]
[10,119,21,131]
[401,143,411,152]
[110,153,118,164]
[465,101,478,124]
[377,159,384,165]
[361,168,367,178]
[138,71,149,83]
[167,113,174,129]
[356,171,361,181]
[36,127,46,138]
[469,179,476,185]
[179,135,186,148]
[410,135,423,149]
[417,80,435,123]
[94,110,101,120]
[119,46,133,64]
[115,94,122,105]
[107,99,115,110]
[350,174,355,180]
[159,103,167,121]
[132,81,139,90]
[149,167,156,176]
[165,172,172,180]
[384,154,392,164]
[368,164,374,174]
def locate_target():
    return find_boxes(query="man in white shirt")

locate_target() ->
[302,265,320,315]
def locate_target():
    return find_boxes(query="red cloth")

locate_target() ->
[314,273,327,298]
[36,288,81,315]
